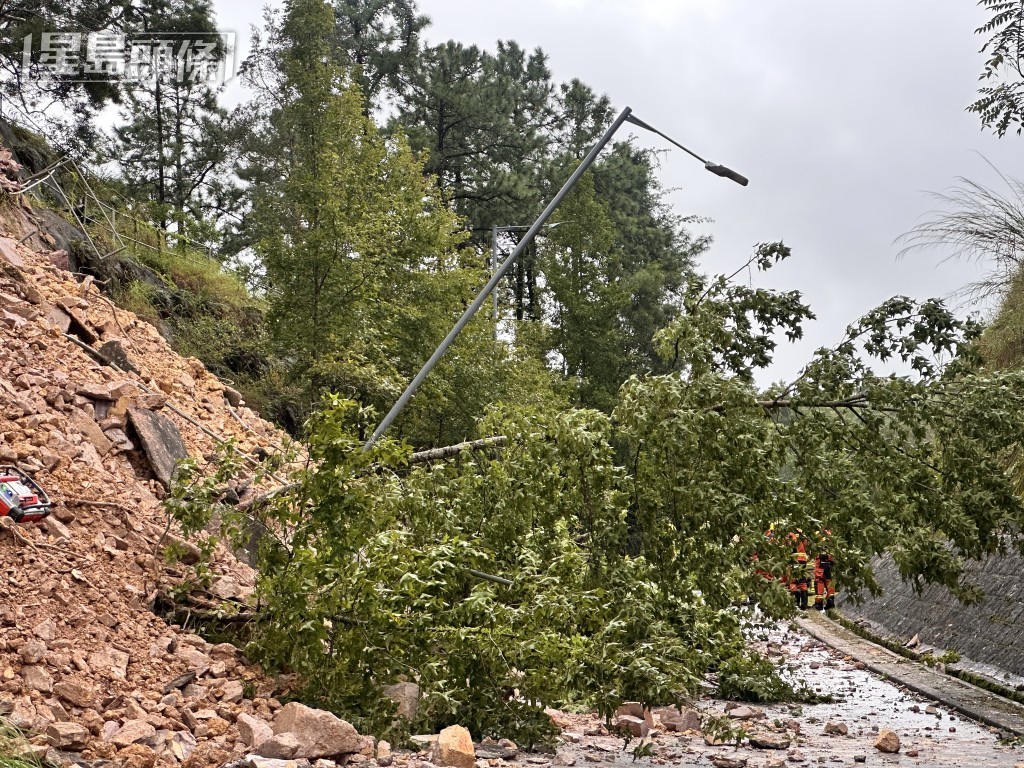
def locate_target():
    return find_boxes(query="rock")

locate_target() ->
[21,664,53,693]
[46,305,72,333]
[257,732,302,760]
[238,712,274,748]
[431,725,475,768]
[874,729,900,754]
[545,707,572,729]
[19,638,47,664]
[925,705,938,715]
[46,722,90,750]
[68,409,113,456]
[218,678,245,704]
[33,618,57,642]
[224,386,243,407]
[87,647,130,681]
[410,734,438,750]
[273,701,362,759]
[53,678,96,708]
[246,758,311,768]
[823,721,848,736]
[614,715,649,737]
[7,697,35,730]
[168,730,198,762]
[748,733,791,749]
[708,756,746,768]
[210,575,241,599]
[118,744,158,768]
[209,642,238,659]
[181,742,231,768]
[0,237,25,267]
[41,515,71,541]
[175,645,212,676]
[615,702,655,729]
[727,706,763,720]
[110,719,157,748]
[906,749,919,757]
[376,740,393,766]
[127,406,189,488]
[552,748,576,766]
[97,339,140,374]
[475,739,517,760]
[162,671,197,693]
[853,757,866,764]
[382,681,420,721]
[657,706,701,733]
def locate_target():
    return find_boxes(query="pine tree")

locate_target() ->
[108,0,236,244]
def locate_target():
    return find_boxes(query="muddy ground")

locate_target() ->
[406,621,1024,768]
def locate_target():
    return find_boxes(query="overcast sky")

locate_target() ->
[217,0,1018,383]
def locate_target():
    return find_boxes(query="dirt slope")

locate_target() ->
[0,153,296,768]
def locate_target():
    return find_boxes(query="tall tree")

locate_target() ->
[394,39,556,233]
[0,0,130,150]
[331,0,428,109]
[107,0,236,244]
[249,0,561,444]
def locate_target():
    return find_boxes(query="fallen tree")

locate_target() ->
[169,244,1024,743]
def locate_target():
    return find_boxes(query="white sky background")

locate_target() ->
[215,0,1019,384]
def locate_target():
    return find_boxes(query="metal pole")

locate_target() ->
[364,106,635,449]
[492,224,499,335]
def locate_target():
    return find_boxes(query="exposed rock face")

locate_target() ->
[430,725,475,768]
[273,702,362,759]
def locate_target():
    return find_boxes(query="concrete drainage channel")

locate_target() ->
[796,611,1024,738]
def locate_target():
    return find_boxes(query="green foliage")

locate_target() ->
[715,651,797,703]
[700,713,747,749]
[168,244,1024,744]
[0,717,39,768]
[970,1,1024,136]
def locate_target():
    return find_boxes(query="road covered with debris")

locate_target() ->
[433,620,1024,768]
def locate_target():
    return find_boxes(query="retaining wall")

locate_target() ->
[840,553,1024,678]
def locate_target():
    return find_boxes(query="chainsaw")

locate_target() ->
[0,466,52,523]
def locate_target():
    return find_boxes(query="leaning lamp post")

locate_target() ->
[365,106,748,449]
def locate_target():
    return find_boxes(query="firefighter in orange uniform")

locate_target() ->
[788,530,810,610]
[813,531,836,610]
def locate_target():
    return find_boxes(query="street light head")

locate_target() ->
[627,111,750,188]
[705,163,749,187]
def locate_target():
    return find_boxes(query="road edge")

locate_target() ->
[796,611,1024,737]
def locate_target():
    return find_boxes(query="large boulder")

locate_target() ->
[272,701,361,759]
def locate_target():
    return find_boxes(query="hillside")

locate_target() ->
[0,149,378,768]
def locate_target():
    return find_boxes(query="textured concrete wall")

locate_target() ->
[840,553,1024,678]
